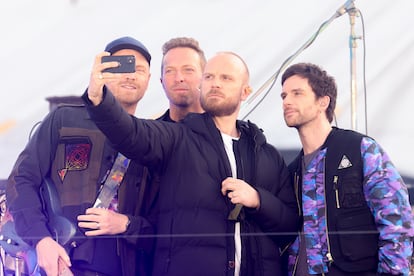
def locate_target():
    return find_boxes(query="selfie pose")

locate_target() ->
[83,51,299,276]
[7,36,155,276]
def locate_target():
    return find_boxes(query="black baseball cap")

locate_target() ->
[104,36,151,65]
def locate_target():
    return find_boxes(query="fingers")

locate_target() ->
[94,52,110,81]
[77,207,106,223]
[88,51,124,89]
[58,257,74,276]
[221,177,246,195]
[77,208,103,232]
[85,207,108,214]
[87,52,111,105]
[227,191,241,205]
[77,220,100,230]
[93,52,123,82]
[222,178,241,204]
[58,247,71,268]
[84,228,104,237]
[36,237,70,276]
[79,220,104,237]
[221,178,260,208]
[221,177,236,195]
[77,208,125,235]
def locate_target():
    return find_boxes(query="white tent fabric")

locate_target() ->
[1,0,413,180]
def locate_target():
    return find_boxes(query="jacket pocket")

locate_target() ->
[338,174,365,208]
[336,209,378,261]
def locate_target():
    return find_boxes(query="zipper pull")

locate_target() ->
[326,252,334,264]
[294,173,302,216]
[333,176,340,208]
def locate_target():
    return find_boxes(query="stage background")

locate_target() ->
[1,0,413,187]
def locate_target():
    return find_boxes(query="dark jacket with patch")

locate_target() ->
[288,127,380,274]
[7,104,154,276]
[288,127,414,275]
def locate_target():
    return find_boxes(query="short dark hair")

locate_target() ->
[161,37,206,72]
[281,62,337,123]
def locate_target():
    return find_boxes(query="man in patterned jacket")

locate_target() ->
[280,62,414,275]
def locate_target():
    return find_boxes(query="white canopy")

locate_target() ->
[1,0,412,180]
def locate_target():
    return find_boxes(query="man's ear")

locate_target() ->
[242,85,252,100]
[319,96,330,109]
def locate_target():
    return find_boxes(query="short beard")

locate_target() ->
[201,98,238,117]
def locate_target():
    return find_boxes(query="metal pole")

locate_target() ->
[349,7,358,130]
[240,0,357,120]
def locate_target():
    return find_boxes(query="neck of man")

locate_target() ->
[170,104,204,122]
[122,103,137,116]
[213,114,240,138]
[298,119,332,155]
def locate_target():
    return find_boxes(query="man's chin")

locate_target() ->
[284,119,298,129]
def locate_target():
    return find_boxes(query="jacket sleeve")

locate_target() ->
[248,147,299,247]
[118,164,155,248]
[6,112,58,247]
[361,137,414,275]
[255,168,298,231]
[82,88,177,168]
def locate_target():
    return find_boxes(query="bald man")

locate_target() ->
[83,51,298,276]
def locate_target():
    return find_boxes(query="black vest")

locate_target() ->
[289,127,379,273]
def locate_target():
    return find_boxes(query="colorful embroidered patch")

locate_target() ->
[58,168,68,181]
[65,143,91,170]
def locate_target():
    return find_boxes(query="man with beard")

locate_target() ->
[280,63,413,275]
[82,51,299,276]
[158,37,205,122]
[7,36,154,276]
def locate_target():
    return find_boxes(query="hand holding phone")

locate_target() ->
[101,55,135,73]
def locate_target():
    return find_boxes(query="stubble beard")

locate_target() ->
[201,97,238,117]
[172,95,191,108]
[284,114,302,130]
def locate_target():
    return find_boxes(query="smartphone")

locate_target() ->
[101,55,135,73]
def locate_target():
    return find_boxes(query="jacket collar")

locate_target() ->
[182,112,267,147]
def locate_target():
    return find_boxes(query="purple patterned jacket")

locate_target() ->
[287,129,414,275]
